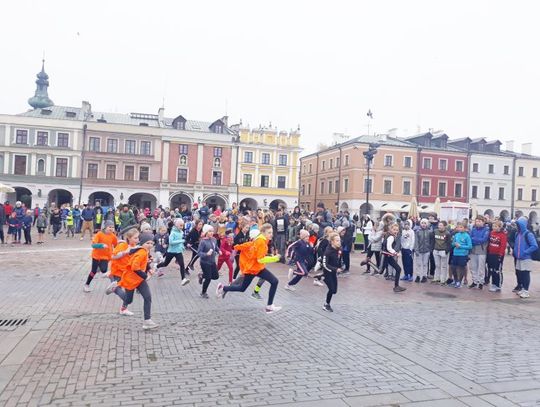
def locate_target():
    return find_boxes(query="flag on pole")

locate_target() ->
[367,110,373,119]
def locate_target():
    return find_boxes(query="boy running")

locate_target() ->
[84,220,118,292]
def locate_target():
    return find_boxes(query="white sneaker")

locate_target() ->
[288,268,294,281]
[284,284,296,292]
[181,278,190,286]
[516,289,524,296]
[142,319,159,330]
[216,283,224,298]
[119,308,134,316]
[313,279,324,287]
[83,285,92,293]
[265,304,282,314]
[488,285,501,292]
[105,281,117,295]
[519,290,530,299]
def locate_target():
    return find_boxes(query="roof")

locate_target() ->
[18,105,234,134]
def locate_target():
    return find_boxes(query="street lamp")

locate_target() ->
[363,143,379,215]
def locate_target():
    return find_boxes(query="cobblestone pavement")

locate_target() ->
[1,232,540,406]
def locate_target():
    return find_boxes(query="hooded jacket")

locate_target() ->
[452,231,472,257]
[488,230,508,257]
[414,227,434,254]
[470,225,490,255]
[167,226,185,254]
[513,217,538,260]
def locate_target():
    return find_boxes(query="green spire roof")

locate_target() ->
[28,60,54,109]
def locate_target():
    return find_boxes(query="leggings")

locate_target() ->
[187,246,199,269]
[86,259,109,285]
[157,252,185,279]
[382,255,402,287]
[342,251,350,271]
[366,249,381,271]
[116,280,152,320]
[233,254,241,279]
[52,224,61,238]
[217,257,234,283]
[323,270,337,304]
[288,260,309,286]
[224,269,278,306]
[363,234,370,251]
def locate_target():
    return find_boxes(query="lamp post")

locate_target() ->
[363,143,379,215]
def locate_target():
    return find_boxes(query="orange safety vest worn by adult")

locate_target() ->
[110,241,130,278]
[92,231,118,261]
[118,248,148,291]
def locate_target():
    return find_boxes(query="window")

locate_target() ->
[534,168,538,178]
[141,141,151,156]
[260,175,269,188]
[125,165,134,181]
[404,156,412,168]
[484,186,491,200]
[176,121,185,130]
[438,182,447,197]
[139,166,149,181]
[106,164,116,180]
[179,155,187,165]
[57,132,69,147]
[36,131,48,146]
[15,130,28,144]
[329,159,333,169]
[364,179,373,193]
[533,189,538,202]
[498,187,505,200]
[213,147,223,157]
[423,158,432,170]
[439,159,447,171]
[277,176,286,189]
[344,178,349,193]
[177,168,188,183]
[54,158,68,177]
[335,180,339,193]
[322,161,326,170]
[243,174,252,187]
[308,184,311,195]
[14,155,27,175]
[456,160,464,172]
[403,180,411,195]
[504,165,510,175]
[107,139,118,153]
[244,151,253,163]
[89,137,100,152]
[384,155,393,167]
[320,182,325,194]
[517,188,523,201]
[87,163,98,178]
[125,140,136,154]
[337,157,341,167]
[213,124,223,134]
[303,165,306,174]
[455,183,463,198]
[301,185,305,195]
[261,153,270,165]
[383,180,392,194]
[309,163,312,173]
[518,167,524,176]
[37,159,45,173]
[422,180,430,196]
[488,164,494,174]
[345,155,350,166]
[213,157,221,168]
[472,163,479,173]
[472,185,478,199]
[179,144,188,155]
[329,181,333,194]
[279,154,288,166]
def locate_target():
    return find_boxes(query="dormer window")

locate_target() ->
[176,121,185,130]
[66,111,76,118]
[40,109,52,115]
[214,124,223,134]
[139,122,149,127]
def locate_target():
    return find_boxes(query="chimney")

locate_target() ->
[81,101,92,120]
[506,140,514,152]
[522,142,533,155]
[158,107,164,124]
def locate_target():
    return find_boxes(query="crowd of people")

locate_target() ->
[1,198,538,330]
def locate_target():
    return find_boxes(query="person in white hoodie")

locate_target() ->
[365,220,383,275]
[400,220,415,281]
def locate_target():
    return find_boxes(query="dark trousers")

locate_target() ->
[0,226,4,243]
[516,269,531,291]
[86,259,109,285]
[117,280,152,320]
[366,249,381,271]
[52,224,61,237]
[23,228,31,244]
[157,252,185,279]
[274,233,286,262]
[429,252,436,276]
[342,250,351,271]
[224,269,278,306]
[363,234,370,251]
[288,260,308,286]
[233,254,241,279]
[401,249,413,277]
[187,246,199,269]
[487,254,503,288]
[383,255,402,287]
[323,270,337,304]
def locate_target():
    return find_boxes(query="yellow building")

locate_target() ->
[233,125,302,211]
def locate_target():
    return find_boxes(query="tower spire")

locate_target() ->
[28,59,54,109]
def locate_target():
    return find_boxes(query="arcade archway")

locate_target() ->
[88,191,115,208]
[129,193,158,210]
[48,189,73,207]
[170,192,193,210]
[204,194,227,211]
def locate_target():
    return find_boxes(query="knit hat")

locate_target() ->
[104,220,115,228]
[139,233,154,245]
[336,226,345,234]
[249,229,260,239]
[202,224,214,235]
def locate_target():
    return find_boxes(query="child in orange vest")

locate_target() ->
[84,220,118,292]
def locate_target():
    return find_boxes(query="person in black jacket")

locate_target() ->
[233,223,250,279]
[185,220,203,273]
[322,232,342,312]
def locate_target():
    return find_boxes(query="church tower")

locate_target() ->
[28,60,54,109]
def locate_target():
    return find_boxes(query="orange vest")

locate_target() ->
[234,235,268,275]
[110,242,130,278]
[118,248,148,291]
[92,231,118,261]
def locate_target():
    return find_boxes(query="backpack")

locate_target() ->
[525,231,540,261]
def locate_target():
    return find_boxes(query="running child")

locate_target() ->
[156,219,189,286]
[154,226,169,274]
[83,220,118,292]
[380,223,406,292]
[186,220,203,274]
[322,232,341,312]
[217,229,234,283]
[284,229,315,292]
[198,225,219,298]
[487,220,507,292]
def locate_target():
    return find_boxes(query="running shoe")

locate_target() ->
[251,292,262,300]
[420,277,428,283]
[216,283,224,298]
[519,290,530,299]
[83,285,92,293]
[468,283,477,289]
[265,304,282,314]
[284,284,296,292]
[313,279,324,287]
[393,286,406,293]
[181,278,190,286]
[142,319,159,330]
[105,281,117,295]
[200,293,209,299]
[120,307,134,316]
[489,285,501,292]
[323,304,333,312]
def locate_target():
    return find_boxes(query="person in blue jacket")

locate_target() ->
[469,216,490,289]
[449,222,473,288]
[284,229,316,292]
[513,216,538,298]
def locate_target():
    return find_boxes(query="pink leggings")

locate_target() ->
[217,258,234,283]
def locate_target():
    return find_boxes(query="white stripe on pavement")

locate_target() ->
[0,247,91,255]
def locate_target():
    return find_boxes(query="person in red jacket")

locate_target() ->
[487,220,508,292]
[217,229,235,283]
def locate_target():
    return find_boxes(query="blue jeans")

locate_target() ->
[401,249,413,277]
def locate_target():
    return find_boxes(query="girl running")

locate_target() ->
[198,225,219,298]
[284,229,315,292]
[186,220,203,274]
[233,223,250,279]
[84,221,118,292]
[156,219,189,285]
[322,232,341,312]
[380,223,406,293]
[217,229,234,283]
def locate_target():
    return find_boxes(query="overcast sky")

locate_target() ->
[2,0,539,155]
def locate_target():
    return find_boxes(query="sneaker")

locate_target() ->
[265,304,282,314]
[447,282,456,287]
[400,275,409,281]
[519,290,530,299]
[198,272,203,285]
[414,276,420,283]
[420,277,427,283]
[512,285,521,293]
[313,279,324,287]
[446,278,454,285]
[385,275,393,281]
[216,283,224,298]
[83,285,92,293]
[120,307,134,316]
[516,289,524,296]
[323,303,333,312]
[478,284,483,290]
[284,284,296,292]
[181,278,190,286]
[468,283,477,289]
[105,281,117,295]
[489,285,501,292]
[393,286,406,293]
[200,292,209,299]
[454,282,462,288]
[431,279,440,284]
[142,319,159,330]
[288,268,294,281]
[185,267,191,276]
[251,292,262,300]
